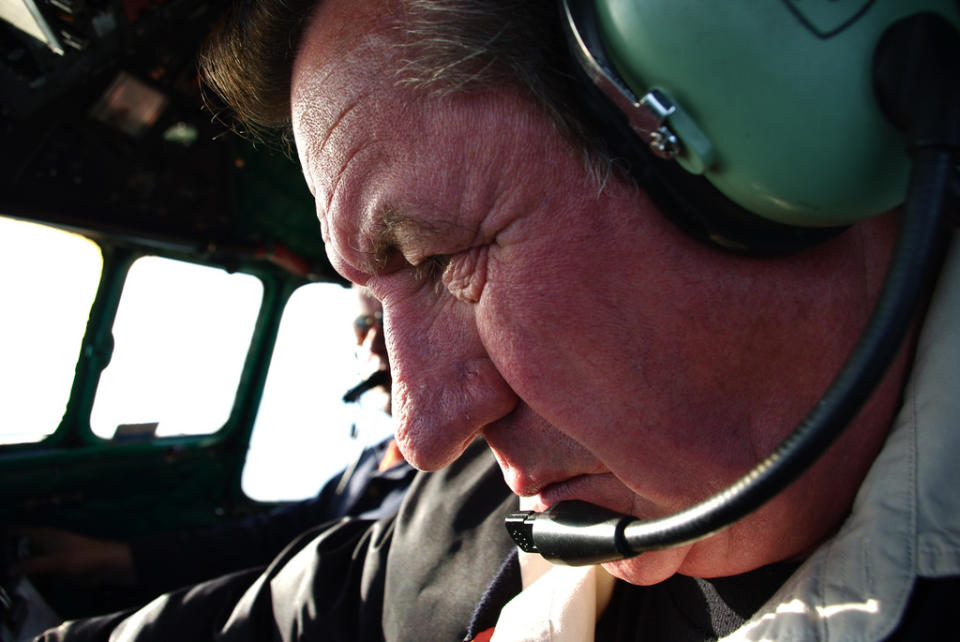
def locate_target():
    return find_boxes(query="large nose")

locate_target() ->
[384,296,518,470]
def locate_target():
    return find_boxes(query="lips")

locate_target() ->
[481,404,627,510]
[495,463,640,517]
[488,452,558,499]
[537,472,640,513]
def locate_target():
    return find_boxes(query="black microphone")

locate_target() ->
[342,370,391,403]
[506,501,637,565]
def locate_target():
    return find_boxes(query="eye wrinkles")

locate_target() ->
[355,204,489,302]
[362,204,461,271]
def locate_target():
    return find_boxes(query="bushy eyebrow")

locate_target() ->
[362,204,465,273]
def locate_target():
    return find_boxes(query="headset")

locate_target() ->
[506,0,960,565]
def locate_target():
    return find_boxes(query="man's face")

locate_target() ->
[354,289,387,371]
[291,0,901,584]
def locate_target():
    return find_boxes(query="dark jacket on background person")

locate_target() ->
[131,437,415,597]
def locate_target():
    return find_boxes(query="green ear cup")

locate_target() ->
[595,0,960,226]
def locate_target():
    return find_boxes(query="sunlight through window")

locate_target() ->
[89,256,263,439]
[0,216,102,445]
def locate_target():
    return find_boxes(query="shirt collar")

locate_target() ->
[728,232,960,641]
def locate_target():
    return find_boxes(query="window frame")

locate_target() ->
[0,225,298,457]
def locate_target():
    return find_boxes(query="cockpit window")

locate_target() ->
[0,216,103,445]
[89,256,263,439]
[242,282,394,501]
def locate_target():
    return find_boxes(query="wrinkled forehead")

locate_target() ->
[290,0,400,116]
[290,0,401,182]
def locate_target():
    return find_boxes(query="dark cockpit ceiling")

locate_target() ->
[0,0,337,282]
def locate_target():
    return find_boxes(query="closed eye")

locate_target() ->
[412,254,451,284]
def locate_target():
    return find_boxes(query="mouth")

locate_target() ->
[481,408,639,516]
[520,473,637,516]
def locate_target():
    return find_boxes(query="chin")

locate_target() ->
[601,544,694,586]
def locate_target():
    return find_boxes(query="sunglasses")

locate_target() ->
[353,310,383,342]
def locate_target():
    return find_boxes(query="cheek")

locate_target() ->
[476,249,574,385]
[476,241,635,433]
[474,225,762,503]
